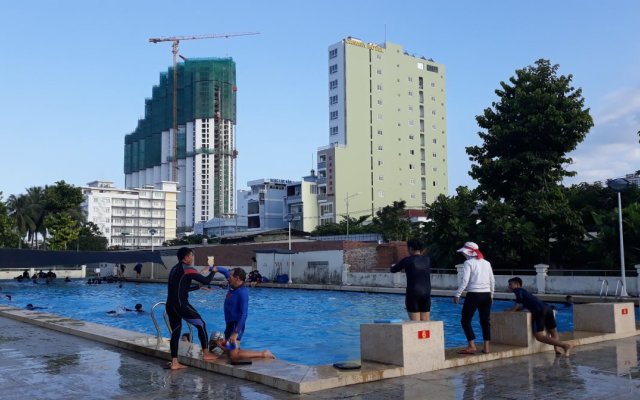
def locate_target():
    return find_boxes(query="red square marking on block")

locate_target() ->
[418,330,430,339]
[622,308,629,315]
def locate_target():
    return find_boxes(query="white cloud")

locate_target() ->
[566,86,640,185]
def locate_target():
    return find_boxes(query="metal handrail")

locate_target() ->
[614,280,624,300]
[150,301,193,344]
[599,279,609,299]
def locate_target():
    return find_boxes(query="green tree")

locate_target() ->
[421,187,479,269]
[25,186,46,248]
[371,201,412,241]
[77,222,108,251]
[6,193,34,248]
[162,234,214,247]
[45,212,81,250]
[311,215,373,236]
[0,192,21,248]
[465,59,593,266]
[42,181,84,248]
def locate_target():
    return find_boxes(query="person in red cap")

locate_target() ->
[453,241,495,355]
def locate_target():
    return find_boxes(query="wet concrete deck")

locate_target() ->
[1,315,639,399]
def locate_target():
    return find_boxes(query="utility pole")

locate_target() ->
[345,192,359,240]
[149,32,259,182]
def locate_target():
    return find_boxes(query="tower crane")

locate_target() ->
[149,32,259,182]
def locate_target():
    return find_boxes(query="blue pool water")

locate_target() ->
[0,280,610,365]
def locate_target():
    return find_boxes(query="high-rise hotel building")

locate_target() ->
[316,38,448,224]
[124,59,237,230]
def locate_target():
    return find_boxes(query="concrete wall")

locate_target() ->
[256,250,344,283]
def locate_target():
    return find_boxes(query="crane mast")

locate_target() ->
[149,32,259,183]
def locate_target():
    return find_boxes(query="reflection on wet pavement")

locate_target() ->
[1,315,639,399]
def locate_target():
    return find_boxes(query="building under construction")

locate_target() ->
[124,58,237,230]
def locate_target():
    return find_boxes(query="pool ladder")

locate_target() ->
[599,279,625,301]
[150,301,193,345]
[599,279,609,300]
[614,279,625,300]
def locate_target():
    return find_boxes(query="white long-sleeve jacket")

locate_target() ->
[454,258,495,297]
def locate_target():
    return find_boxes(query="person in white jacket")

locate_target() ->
[453,241,495,354]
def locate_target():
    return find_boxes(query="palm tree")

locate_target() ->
[6,194,35,248]
[25,186,45,248]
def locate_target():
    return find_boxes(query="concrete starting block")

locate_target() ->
[491,311,553,352]
[573,302,636,334]
[360,321,444,375]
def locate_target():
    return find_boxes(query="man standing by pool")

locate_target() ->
[390,238,432,321]
[166,247,217,370]
[210,266,250,363]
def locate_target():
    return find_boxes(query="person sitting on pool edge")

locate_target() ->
[208,331,275,362]
[507,277,572,356]
[209,266,268,364]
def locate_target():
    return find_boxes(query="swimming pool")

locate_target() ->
[0,280,587,365]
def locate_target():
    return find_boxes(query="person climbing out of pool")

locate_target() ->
[166,247,217,370]
[208,331,275,362]
[390,238,432,321]
[210,266,271,364]
[454,241,495,355]
[507,277,572,356]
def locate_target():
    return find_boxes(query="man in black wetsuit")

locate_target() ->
[166,247,216,370]
[390,238,432,321]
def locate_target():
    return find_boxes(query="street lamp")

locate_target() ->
[149,228,157,280]
[344,192,360,240]
[606,178,631,297]
[286,213,294,284]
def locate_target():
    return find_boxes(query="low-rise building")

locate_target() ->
[81,180,178,248]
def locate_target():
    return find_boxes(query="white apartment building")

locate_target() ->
[81,180,178,248]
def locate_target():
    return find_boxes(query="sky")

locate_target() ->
[1,1,639,199]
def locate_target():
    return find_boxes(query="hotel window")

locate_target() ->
[417,62,424,70]
[330,80,338,90]
[329,49,338,59]
[377,129,383,135]
[378,191,385,197]
[377,84,383,91]
[378,176,384,181]
[378,160,384,166]
[377,145,383,151]
[427,65,439,73]
[329,64,338,74]
[330,111,338,120]
[377,69,382,75]
[409,178,415,185]
[329,95,338,105]
[410,150,415,155]
[330,126,339,135]
[377,99,383,105]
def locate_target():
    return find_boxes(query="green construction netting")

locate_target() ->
[124,58,236,174]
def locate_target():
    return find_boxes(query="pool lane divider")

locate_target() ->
[1,302,638,394]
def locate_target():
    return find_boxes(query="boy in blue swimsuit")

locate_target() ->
[508,277,572,355]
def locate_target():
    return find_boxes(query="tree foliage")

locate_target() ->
[0,192,21,248]
[163,234,215,247]
[44,212,81,250]
[77,221,108,251]
[467,59,593,201]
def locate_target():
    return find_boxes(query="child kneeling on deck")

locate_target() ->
[507,277,572,356]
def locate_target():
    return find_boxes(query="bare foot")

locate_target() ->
[262,350,276,359]
[563,344,572,356]
[170,361,188,370]
[481,348,490,354]
[203,352,218,361]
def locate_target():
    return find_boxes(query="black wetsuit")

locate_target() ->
[390,255,432,312]
[166,262,215,358]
